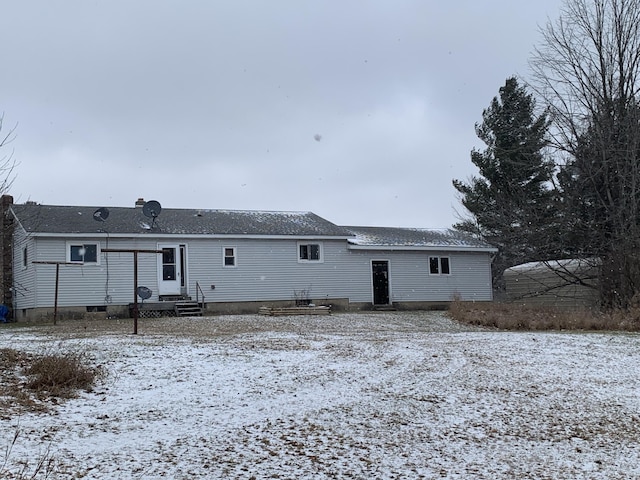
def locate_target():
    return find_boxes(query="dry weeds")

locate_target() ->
[24,349,104,398]
[0,347,105,417]
[448,301,640,331]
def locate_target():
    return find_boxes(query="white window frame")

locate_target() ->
[67,242,100,265]
[223,246,237,268]
[429,256,451,275]
[297,241,323,263]
[22,246,28,269]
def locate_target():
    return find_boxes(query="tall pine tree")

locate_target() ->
[453,77,556,290]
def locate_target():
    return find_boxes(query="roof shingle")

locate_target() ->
[11,204,352,237]
[343,226,495,251]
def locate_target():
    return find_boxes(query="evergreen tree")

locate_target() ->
[453,77,555,290]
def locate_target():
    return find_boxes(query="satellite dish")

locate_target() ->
[136,286,152,301]
[93,207,110,222]
[142,200,162,219]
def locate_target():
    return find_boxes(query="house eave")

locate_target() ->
[347,244,498,253]
[25,232,354,241]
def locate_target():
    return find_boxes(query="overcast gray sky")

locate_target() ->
[1,0,562,228]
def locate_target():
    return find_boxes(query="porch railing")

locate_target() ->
[195,281,206,307]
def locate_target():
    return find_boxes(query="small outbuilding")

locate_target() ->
[504,259,599,309]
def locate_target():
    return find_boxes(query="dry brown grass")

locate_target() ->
[448,301,640,331]
[24,349,104,398]
[0,347,105,417]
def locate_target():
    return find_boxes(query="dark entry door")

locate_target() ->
[372,261,390,305]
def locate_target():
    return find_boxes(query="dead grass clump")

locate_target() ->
[24,349,104,398]
[448,301,640,331]
[1,346,105,416]
[0,349,42,417]
[0,348,25,365]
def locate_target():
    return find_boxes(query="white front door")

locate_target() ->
[158,244,183,296]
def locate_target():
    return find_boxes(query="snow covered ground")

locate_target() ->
[1,311,640,479]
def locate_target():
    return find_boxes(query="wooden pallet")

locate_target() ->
[258,305,331,316]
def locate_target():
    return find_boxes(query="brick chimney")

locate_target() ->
[135,198,145,208]
[0,195,14,318]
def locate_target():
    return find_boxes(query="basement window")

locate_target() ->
[86,306,107,312]
[298,242,322,262]
[429,256,450,275]
[223,247,236,267]
[68,242,99,264]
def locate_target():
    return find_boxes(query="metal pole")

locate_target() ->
[133,250,138,335]
[102,248,162,335]
[32,261,84,325]
[54,263,60,325]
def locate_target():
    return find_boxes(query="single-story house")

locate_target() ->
[0,195,497,321]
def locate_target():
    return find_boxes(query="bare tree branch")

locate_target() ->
[530,0,640,308]
[0,114,18,196]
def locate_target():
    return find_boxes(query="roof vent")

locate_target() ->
[135,198,145,208]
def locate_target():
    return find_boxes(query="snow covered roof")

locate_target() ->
[505,258,600,273]
[10,203,353,238]
[343,226,496,252]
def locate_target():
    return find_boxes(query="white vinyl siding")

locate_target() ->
[189,239,344,302]
[24,237,159,309]
[12,229,37,309]
[343,250,492,303]
[189,240,492,304]
[17,234,493,310]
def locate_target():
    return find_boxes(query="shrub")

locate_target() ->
[24,349,104,398]
[1,346,105,411]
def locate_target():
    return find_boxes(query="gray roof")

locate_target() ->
[10,203,352,237]
[343,226,496,251]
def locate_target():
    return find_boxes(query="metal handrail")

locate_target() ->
[195,281,205,307]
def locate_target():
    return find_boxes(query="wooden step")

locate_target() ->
[174,301,203,317]
[373,304,397,311]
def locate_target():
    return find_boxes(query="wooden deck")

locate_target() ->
[128,300,203,318]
